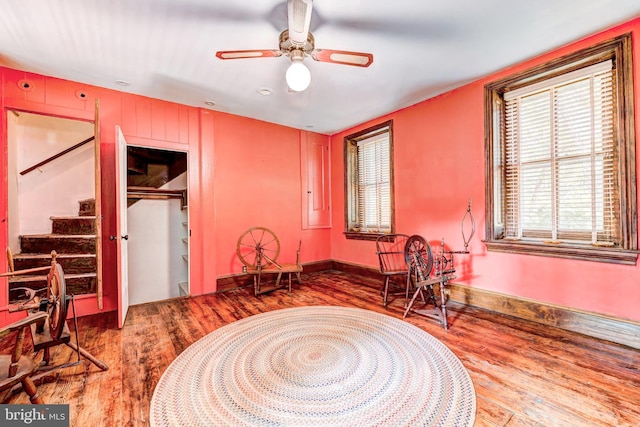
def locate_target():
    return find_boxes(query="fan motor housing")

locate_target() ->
[279,30,315,55]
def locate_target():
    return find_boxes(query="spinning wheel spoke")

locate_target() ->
[259,236,278,247]
[263,251,279,261]
[248,229,264,247]
[238,244,258,265]
[238,242,257,249]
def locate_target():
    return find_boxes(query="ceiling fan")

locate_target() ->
[215,0,374,92]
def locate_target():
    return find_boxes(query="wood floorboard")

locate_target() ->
[1,270,639,426]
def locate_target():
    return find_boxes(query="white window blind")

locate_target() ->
[357,132,391,232]
[503,60,618,245]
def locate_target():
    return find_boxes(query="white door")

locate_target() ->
[115,126,129,328]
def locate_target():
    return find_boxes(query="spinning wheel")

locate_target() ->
[401,201,476,329]
[237,227,303,296]
[236,226,281,269]
[2,250,108,387]
[404,235,445,326]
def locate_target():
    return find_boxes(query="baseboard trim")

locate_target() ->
[330,260,380,280]
[448,283,640,350]
[216,259,640,350]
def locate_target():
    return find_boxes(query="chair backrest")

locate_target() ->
[375,234,410,274]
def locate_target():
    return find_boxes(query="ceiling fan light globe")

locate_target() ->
[286,62,311,92]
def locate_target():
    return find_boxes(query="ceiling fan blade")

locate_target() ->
[312,49,374,67]
[287,0,313,46]
[216,50,283,60]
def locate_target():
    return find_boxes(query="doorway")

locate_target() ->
[125,146,188,305]
[6,110,98,303]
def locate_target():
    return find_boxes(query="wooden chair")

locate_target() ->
[375,234,410,307]
[0,311,49,403]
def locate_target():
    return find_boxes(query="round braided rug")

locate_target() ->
[150,306,476,426]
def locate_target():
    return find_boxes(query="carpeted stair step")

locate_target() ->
[78,198,95,216]
[13,253,96,274]
[8,272,97,296]
[51,216,96,235]
[20,234,96,254]
[11,197,99,304]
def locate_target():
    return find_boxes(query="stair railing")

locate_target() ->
[20,136,95,176]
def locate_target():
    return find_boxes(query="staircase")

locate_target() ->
[9,198,97,302]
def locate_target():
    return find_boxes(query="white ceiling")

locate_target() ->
[1,1,639,135]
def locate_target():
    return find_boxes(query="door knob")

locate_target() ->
[122,235,129,240]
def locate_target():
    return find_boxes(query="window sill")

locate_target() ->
[484,240,638,265]
[344,231,387,241]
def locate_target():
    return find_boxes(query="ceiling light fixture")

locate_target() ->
[257,87,273,96]
[286,50,311,92]
[115,79,130,86]
[204,100,215,106]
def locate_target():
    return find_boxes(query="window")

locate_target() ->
[344,121,394,240]
[485,34,637,264]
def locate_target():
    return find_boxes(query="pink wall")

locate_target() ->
[0,69,331,324]
[208,112,331,279]
[330,18,640,322]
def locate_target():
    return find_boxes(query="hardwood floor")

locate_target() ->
[3,270,639,426]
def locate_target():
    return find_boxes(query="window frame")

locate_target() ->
[343,120,395,241]
[484,33,637,264]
